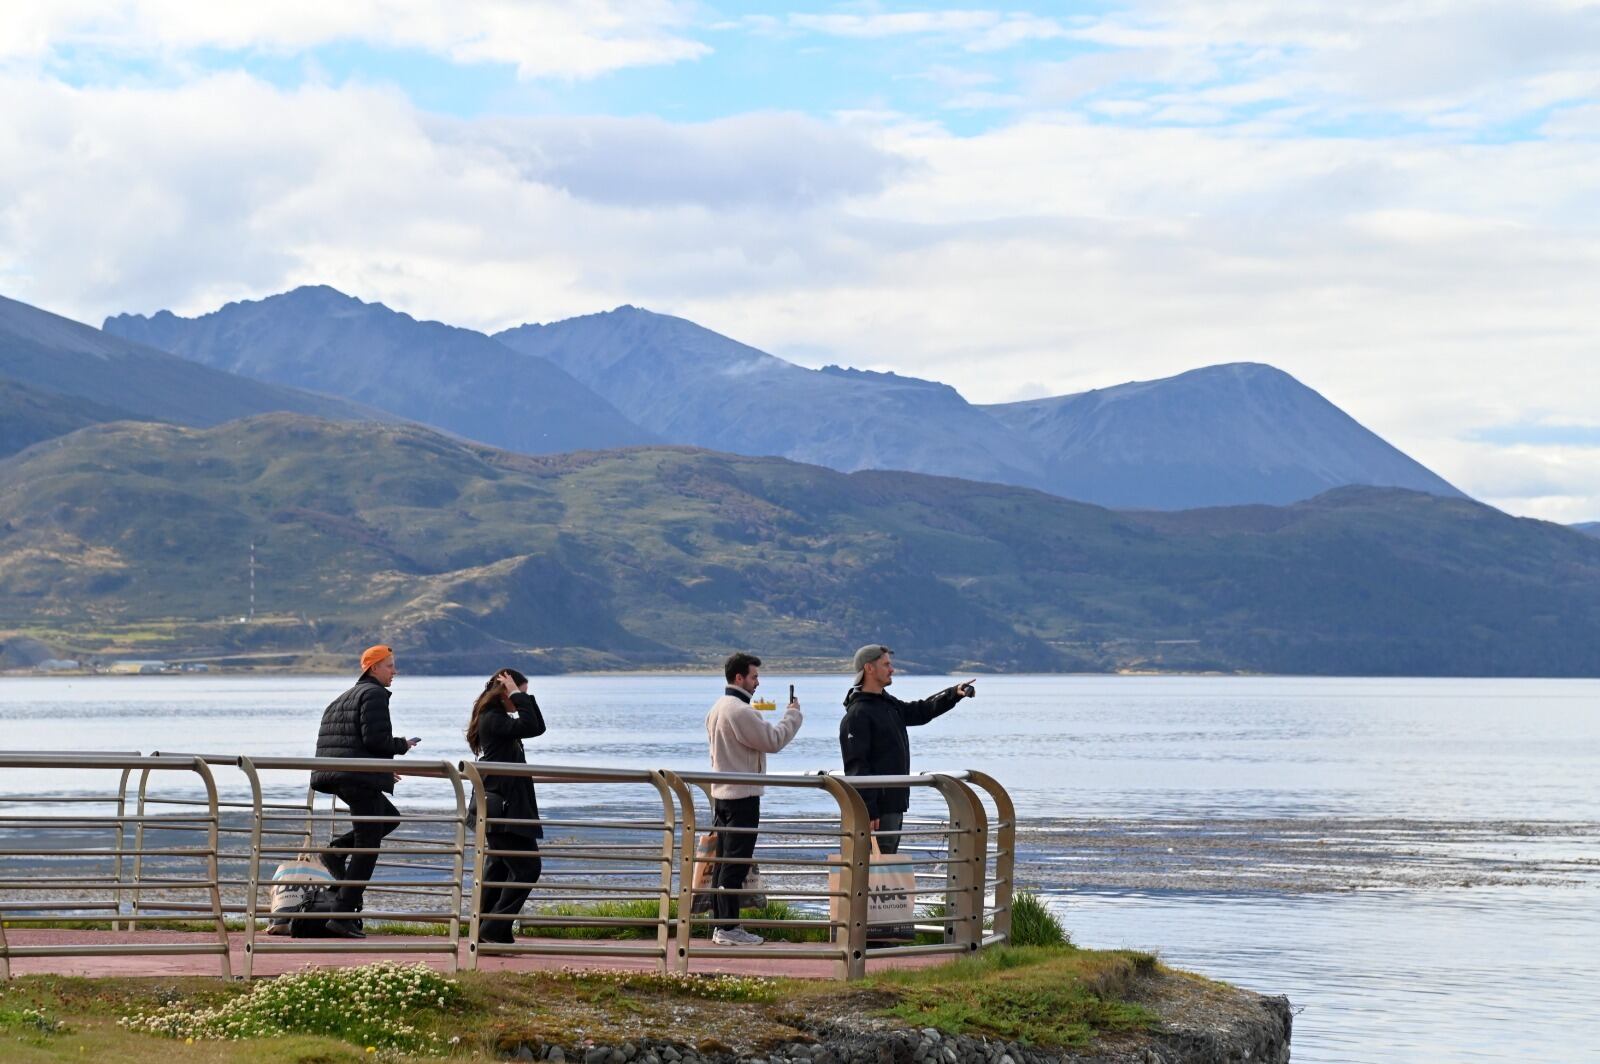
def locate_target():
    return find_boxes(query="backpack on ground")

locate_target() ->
[267,852,337,937]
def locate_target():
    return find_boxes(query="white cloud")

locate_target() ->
[784,10,1066,51]
[0,0,707,79]
[437,112,909,209]
[1049,0,1600,130]
[2,69,1599,521]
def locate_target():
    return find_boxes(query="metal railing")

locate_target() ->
[0,754,231,978]
[0,751,1012,982]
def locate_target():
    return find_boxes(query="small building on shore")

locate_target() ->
[106,659,171,675]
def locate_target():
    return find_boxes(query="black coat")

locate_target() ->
[471,691,547,840]
[838,685,963,819]
[311,676,410,794]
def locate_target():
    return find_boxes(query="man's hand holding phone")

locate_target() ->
[957,679,977,699]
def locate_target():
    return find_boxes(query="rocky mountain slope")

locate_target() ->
[0,292,382,442]
[985,363,1463,509]
[105,286,655,456]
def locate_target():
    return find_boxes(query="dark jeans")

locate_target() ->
[712,796,760,924]
[874,810,905,855]
[327,786,400,911]
[479,832,541,943]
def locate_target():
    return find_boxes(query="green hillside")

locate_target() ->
[2,414,1598,676]
[0,380,141,458]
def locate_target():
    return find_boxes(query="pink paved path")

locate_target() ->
[2,930,947,980]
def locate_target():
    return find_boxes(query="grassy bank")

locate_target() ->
[0,945,1162,1063]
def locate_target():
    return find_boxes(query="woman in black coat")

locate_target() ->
[466,668,546,944]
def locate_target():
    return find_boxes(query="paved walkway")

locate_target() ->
[1,930,948,980]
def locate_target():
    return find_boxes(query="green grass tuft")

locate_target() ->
[1009,891,1070,947]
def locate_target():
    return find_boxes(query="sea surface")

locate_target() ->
[2,673,1597,1063]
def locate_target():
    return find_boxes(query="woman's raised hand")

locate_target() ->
[500,672,519,698]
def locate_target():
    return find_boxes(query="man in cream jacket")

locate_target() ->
[703,651,803,945]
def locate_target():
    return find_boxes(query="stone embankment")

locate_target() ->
[493,977,1291,1064]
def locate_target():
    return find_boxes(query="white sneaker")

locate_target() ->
[712,927,764,945]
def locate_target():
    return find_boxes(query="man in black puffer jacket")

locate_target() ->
[839,644,975,854]
[310,644,418,938]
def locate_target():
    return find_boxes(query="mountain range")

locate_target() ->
[0,292,382,456]
[3,414,1595,677]
[100,286,1460,511]
[105,286,654,457]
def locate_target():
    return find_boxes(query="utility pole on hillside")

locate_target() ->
[249,541,256,623]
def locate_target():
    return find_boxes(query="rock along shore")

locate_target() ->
[490,975,1290,1064]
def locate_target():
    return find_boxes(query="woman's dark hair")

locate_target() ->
[466,668,528,755]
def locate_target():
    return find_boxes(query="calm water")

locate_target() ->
[2,674,1597,1063]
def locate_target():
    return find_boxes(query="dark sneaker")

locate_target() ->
[324,918,366,939]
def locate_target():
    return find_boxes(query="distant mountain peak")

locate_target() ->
[983,361,1462,509]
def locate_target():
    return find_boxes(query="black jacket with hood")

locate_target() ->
[838,685,963,819]
[311,675,410,794]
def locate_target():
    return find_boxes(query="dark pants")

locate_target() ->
[327,786,400,911]
[712,796,760,924]
[479,832,541,943]
[874,810,905,854]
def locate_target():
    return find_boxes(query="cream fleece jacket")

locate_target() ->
[704,689,803,799]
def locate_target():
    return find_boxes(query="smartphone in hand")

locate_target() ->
[789,683,796,703]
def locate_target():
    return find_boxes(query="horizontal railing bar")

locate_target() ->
[249,940,459,954]
[864,941,970,959]
[690,946,847,960]
[473,942,667,958]
[0,944,229,957]
[0,848,213,857]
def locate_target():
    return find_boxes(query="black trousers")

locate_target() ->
[479,832,541,942]
[874,810,905,855]
[327,786,400,910]
[712,796,760,923]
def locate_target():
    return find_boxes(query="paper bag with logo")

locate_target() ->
[864,838,915,926]
[691,831,769,914]
[829,838,915,930]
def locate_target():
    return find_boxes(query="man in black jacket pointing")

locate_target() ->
[310,644,419,938]
[838,644,975,854]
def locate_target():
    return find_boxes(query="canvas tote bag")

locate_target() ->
[829,837,916,933]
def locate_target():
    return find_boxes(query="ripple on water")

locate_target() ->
[1053,887,1600,1064]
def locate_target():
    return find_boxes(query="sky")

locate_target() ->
[2,2,1598,522]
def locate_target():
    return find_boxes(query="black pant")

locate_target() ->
[874,810,905,855]
[479,832,541,942]
[712,796,760,923]
[327,786,400,910]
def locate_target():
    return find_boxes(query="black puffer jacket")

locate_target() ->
[838,685,963,819]
[311,676,410,794]
[470,691,547,840]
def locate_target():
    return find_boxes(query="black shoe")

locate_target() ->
[324,918,366,939]
[476,918,518,944]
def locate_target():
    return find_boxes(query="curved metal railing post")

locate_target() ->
[950,769,1015,945]
[128,762,155,929]
[817,773,872,980]
[112,764,134,931]
[188,756,233,978]
[657,769,698,975]
[928,774,985,952]
[441,761,466,971]
[239,756,264,980]
[643,771,681,972]
[459,760,490,971]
